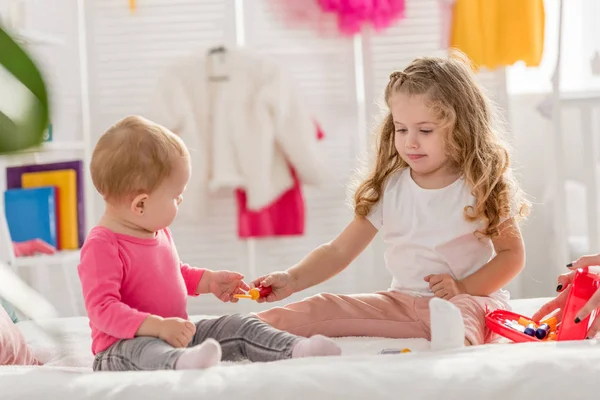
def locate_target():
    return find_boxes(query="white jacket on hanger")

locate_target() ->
[146,47,327,220]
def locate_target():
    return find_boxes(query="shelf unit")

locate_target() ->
[0,140,87,317]
[11,28,64,46]
[1,141,86,156]
[0,0,93,317]
[12,249,81,268]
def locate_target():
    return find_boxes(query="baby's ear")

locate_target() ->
[131,193,148,215]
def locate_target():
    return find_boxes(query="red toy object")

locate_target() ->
[486,268,600,342]
[233,285,273,301]
[13,239,56,257]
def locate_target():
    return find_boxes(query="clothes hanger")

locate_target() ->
[208,45,226,55]
[207,45,228,82]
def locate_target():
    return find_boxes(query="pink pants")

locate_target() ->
[255,291,509,345]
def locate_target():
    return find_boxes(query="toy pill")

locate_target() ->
[535,323,551,339]
[524,323,536,337]
[518,317,535,328]
[546,331,558,341]
[233,285,273,300]
[379,348,411,354]
[504,320,526,333]
[540,316,557,331]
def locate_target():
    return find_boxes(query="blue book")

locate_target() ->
[4,187,57,248]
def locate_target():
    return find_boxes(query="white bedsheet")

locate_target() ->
[2,297,599,399]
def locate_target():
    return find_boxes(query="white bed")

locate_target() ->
[2,297,600,399]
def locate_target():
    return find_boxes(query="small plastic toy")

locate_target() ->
[378,348,411,355]
[233,285,273,301]
[486,267,600,343]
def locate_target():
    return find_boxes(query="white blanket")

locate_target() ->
[2,297,599,399]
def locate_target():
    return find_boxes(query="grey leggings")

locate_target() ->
[93,314,301,371]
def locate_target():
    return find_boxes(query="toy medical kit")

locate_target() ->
[486,268,600,342]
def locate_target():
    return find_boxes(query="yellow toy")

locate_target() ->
[233,286,272,301]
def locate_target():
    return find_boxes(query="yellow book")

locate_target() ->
[21,169,78,250]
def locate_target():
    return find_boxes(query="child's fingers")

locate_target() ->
[170,336,185,348]
[180,333,193,347]
[250,275,267,289]
[184,321,196,334]
[423,274,433,282]
[427,275,444,287]
[226,272,244,282]
[182,328,195,344]
[264,292,278,303]
[220,292,231,302]
[233,287,246,295]
[430,281,445,293]
[238,281,250,291]
[261,275,278,287]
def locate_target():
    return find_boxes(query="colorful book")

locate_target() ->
[6,160,85,246]
[4,187,58,248]
[21,169,78,250]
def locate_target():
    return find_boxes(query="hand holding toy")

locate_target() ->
[233,285,273,301]
[486,267,600,342]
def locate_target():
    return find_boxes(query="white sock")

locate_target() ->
[292,335,342,358]
[429,297,466,351]
[175,338,222,370]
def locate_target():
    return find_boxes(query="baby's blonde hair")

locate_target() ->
[354,52,529,238]
[91,115,189,203]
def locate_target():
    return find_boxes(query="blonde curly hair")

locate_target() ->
[354,53,529,238]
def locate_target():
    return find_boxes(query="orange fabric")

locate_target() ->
[450,0,545,70]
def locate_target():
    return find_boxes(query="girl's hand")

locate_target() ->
[208,271,250,303]
[424,273,467,300]
[250,272,296,303]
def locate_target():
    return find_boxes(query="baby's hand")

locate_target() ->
[424,273,466,300]
[158,317,196,348]
[208,270,250,303]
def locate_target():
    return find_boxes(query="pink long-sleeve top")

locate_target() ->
[77,226,205,355]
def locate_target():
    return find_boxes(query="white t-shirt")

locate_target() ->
[367,168,510,302]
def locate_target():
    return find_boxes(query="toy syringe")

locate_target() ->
[233,285,272,301]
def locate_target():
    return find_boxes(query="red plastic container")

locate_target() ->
[486,268,600,342]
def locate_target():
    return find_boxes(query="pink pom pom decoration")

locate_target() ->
[316,0,406,35]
